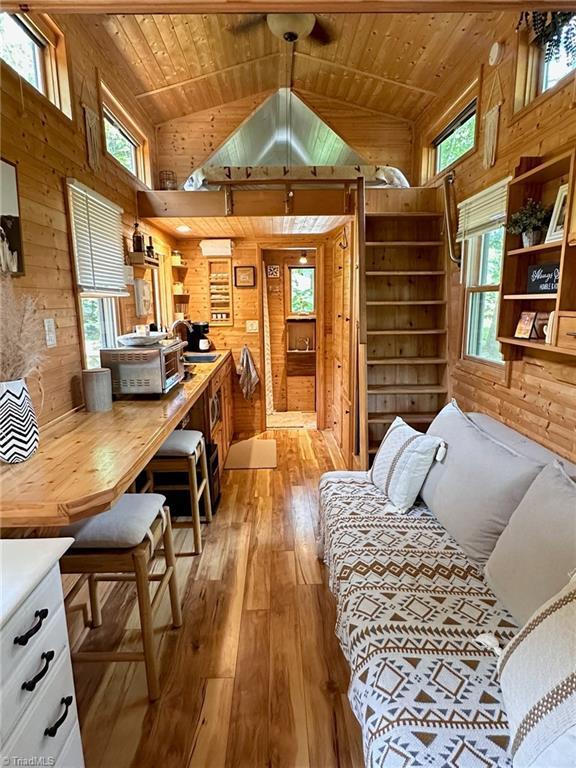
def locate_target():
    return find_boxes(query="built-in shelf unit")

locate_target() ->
[208,258,234,326]
[498,150,576,359]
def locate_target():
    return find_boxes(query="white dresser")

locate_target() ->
[0,539,85,768]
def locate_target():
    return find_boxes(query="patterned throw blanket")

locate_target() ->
[319,471,518,768]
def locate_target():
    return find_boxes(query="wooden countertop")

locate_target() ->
[0,351,232,529]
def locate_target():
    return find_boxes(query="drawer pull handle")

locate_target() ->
[44,696,73,737]
[22,650,55,691]
[14,609,49,646]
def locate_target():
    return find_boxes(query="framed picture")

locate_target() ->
[545,183,568,243]
[234,265,256,288]
[1,158,24,275]
[266,264,280,279]
[533,312,550,340]
[514,311,537,339]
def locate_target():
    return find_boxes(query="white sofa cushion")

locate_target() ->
[498,577,576,767]
[370,416,443,513]
[485,462,576,625]
[422,401,544,563]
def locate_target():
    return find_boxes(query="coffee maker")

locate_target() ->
[189,321,211,352]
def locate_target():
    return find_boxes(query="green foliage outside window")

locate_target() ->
[290,268,315,314]
[0,14,43,93]
[104,112,137,175]
[436,113,476,173]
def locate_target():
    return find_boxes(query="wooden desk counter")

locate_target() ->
[0,352,232,529]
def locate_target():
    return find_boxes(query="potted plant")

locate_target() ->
[0,274,44,463]
[507,198,552,248]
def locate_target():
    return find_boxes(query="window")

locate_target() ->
[457,176,511,365]
[100,82,149,183]
[541,16,576,92]
[0,13,71,116]
[103,106,138,176]
[433,101,477,174]
[289,267,315,315]
[464,228,504,363]
[81,296,118,369]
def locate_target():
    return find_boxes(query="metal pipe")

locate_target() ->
[442,171,461,267]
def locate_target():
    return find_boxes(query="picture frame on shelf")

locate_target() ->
[234,265,256,288]
[545,183,568,243]
[514,311,537,339]
[533,312,551,340]
[0,158,24,275]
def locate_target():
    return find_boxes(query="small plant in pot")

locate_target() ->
[507,198,552,248]
[0,274,44,463]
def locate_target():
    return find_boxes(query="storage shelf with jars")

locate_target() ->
[498,150,576,360]
[208,258,234,326]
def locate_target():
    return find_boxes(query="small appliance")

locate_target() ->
[100,338,186,396]
[189,321,211,352]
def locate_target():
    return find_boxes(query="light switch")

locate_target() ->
[44,318,57,348]
[245,320,259,333]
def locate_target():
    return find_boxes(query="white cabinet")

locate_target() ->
[0,539,84,768]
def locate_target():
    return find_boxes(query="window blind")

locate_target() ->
[456,176,512,241]
[67,178,127,295]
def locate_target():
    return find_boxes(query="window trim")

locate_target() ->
[286,263,316,317]
[99,81,150,186]
[0,12,72,118]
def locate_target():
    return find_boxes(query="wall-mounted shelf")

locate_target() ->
[502,293,557,300]
[507,241,562,257]
[366,240,443,247]
[208,259,234,326]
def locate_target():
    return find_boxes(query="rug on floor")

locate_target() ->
[224,438,278,469]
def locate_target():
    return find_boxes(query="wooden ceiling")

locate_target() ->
[149,214,351,238]
[86,11,507,124]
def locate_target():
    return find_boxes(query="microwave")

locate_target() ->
[100,340,187,396]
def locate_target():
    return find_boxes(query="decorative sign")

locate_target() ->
[527,262,559,294]
[266,265,280,279]
[234,265,256,288]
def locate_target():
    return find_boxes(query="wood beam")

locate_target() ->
[136,53,280,98]
[294,51,435,96]
[5,1,574,11]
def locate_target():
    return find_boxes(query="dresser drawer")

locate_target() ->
[1,565,64,688]
[2,652,80,767]
[556,315,576,350]
[56,719,85,768]
[0,605,71,747]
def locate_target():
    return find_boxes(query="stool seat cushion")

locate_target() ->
[62,493,166,549]
[155,429,203,457]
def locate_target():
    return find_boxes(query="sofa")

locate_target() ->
[319,407,576,768]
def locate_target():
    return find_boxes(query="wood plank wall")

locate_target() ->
[413,13,576,462]
[0,16,175,425]
[155,91,414,188]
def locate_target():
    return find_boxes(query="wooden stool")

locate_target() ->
[60,493,182,702]
[146,430,212,555]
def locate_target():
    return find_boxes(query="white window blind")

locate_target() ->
[67,178,127,295]
[456,176,512,242]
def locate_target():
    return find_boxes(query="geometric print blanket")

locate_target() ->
[319,471,518,768]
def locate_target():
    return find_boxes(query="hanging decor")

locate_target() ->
[83,103,101,172]
[517,12,576,63]
[0,274,44,463]
[483,70,504,170]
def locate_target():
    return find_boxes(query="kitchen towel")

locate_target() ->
[238,345,260,400]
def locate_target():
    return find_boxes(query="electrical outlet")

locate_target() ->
[245,320,259,333]
[44,318,57,348]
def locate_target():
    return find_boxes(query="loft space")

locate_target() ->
[0,7,576,768]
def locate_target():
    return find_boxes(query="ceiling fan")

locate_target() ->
[230,13,334,45]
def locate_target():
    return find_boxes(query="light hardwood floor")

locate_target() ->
[70,429,364,768]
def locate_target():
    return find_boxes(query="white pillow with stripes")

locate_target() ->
[370,417,444,513]
[498,577,576,767]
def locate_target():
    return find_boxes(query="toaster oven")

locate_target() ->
[100,340,187,395]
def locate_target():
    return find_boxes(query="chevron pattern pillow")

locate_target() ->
[498,577,576,767]
[370,417,444,513]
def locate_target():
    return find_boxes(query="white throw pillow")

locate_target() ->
[370,417,444,513]
[498,577,576,767]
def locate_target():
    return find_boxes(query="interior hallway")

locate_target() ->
[69,429,364,768]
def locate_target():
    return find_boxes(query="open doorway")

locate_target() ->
[262,248,319,429]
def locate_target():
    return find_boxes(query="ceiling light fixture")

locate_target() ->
[299,252,308,264]
[176,224,192,233]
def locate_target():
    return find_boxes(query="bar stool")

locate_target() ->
[146,430,212,555]
[60,493,182,702]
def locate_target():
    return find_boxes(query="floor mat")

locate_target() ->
[224,438,278,469]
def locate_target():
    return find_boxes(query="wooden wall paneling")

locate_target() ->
[413,12,576,462]
[0,16,166,425]
[263,249,289,411]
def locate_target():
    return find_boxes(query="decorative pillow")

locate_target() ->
[485,462,576,625]
[498,578,576,767]
[421,400,544,563]
[370,417,444,513]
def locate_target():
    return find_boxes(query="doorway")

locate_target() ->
[262,248,319,429]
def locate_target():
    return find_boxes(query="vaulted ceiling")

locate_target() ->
[87,11,507,125]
